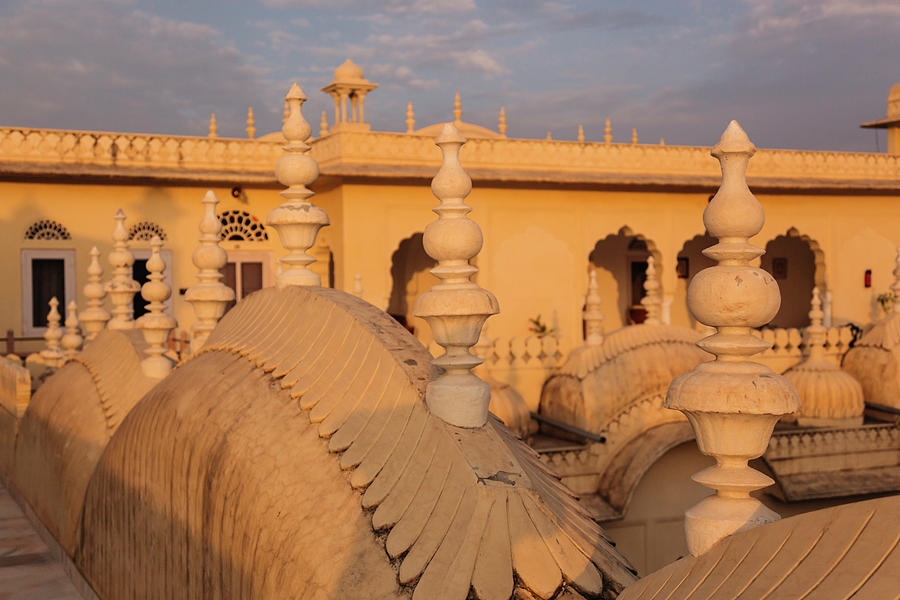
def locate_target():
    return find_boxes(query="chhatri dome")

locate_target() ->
[860,80,900,153]
[332,58,366,82]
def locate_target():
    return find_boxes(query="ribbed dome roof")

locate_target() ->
[333,58,365,82]
[784,359,864,424]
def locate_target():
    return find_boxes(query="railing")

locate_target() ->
[754,325,855,373]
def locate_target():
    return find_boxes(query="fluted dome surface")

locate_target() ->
[333,58,365,82]
[843,312,900,409]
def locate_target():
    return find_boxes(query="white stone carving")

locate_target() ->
[104,209,140,330]
[81,246,110,340]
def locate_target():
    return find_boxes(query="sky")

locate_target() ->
[1,0,898,151]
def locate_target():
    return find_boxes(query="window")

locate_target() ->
[220,250,273,312]
[24,219,71,240]
[128,221,168,242]
[21,249,76,335]
[131,249,174,319]
[218,210,268,241]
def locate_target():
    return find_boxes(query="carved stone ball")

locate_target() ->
[423,218,482,262]
[275,153,318,188]
[192,244,227,271]
[688,265,780,327]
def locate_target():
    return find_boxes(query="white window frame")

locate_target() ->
[132,249,175,316]
[21,249,76,336]
[224,249,274,301]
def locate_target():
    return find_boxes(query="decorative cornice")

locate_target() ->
[4,126,900,191]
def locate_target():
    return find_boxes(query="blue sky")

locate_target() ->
[1,0,898,151]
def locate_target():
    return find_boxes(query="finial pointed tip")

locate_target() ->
[286,82,306,101]
[202,190,218,204]
[90,245,99,254]
[435,122,466,145]
[714,120,755,155]
[114,208,126,219]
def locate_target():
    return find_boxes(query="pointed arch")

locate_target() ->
[24,219,71,240]
[762,228,826,328]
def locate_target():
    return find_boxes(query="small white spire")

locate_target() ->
[320,110,329,137]
[266,82,330,288]
[659,137,665,146]
[604,118,612,143]
[105,209,140,330]
[405,101,415,134]
[246,107,256,139]
[546,131,552,141]
[40,297,65,367]
[583,269,604,346]
[352,272,363,297]
[666,120,799,556]
[498,106,507,138]
[208,112,218,138]
[185,191,235,353]
[61,301,83,358]
[453,91,462,125]
[577,125,585,143]
[81,246,110,340]
[136,236,175,378]
[631,127,638,144]
[641,255,661,324]
[412,123,499,428]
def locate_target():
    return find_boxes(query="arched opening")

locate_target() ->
[588,227,660,329]
[674,232,716,327]
[761,229,824,328]
[388,233,437,342]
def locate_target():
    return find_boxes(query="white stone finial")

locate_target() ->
[784,287,864,427]
[405,101,415,134]
[631,127,638,144]
[81,246,110,340]
[641,255,662,324]
[822,289,833,327]
[604,118,612,143]
[583,269,604,346]
[577,125,585,143]
[892,247,900,313]
[40,297,65,367]
[61,300,83,358]
[660,137,666,145]
[246,107,256,139]
[185,191,235,353]
[453,92,462,125]
[666,120,799,557]
[320,110,329,137]
[266,82,330,288]
[105,209,140,330]
[413,123,499,428]
[498,106,507,138]
[352,272,363,297]
[546,131,552,141]
[136,236,175,378]
[208,112,218,138]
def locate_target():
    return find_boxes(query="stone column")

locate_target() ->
[583,269,604,346]
[266,83,330,288]
[665,121,799,556]
[81,246,110,340]
[105,209,140,330]
[136,236,175,378]
[413,123,499,428]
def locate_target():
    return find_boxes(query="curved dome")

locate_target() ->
[334,58,365,82]
[12,330,152,554]
[486,374,535,438]
[842,312,900,409]
[888,81,900,118]
[77,286,636,599]
[415,121,502,139]
[783,358,864,426]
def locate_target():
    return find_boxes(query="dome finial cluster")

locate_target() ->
[784,287,864,427]
[498,106,507,138]
[604,118,612,143]
[60,301,83,359]
[641,255,661,324]
[583,269,604,346]
[245,107,256,139]
[405,101,415,134]
[185,191,234,353]
[81,246,110,340]
[105,209,140,330]
[666,120,799,557]
[453,92,462,125]
[413,123,500,428]
[266,83,330,288]
[208,113,218,138]
[577,124,585,143]
[136,236,175,378]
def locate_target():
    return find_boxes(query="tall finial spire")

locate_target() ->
[61,301,83,358]
[208,113,218,138]
[185,191,234,354]
[413,123,499,428]
[352,272,364,297]
[498,106,507,138]
[40,297,65,367]
[577,124,585,143]
[604,118,612,143]
[453,91,462,125]
[546,131,552,141]
[266,83,330,288]
[583,269,604,346]
[666,121,799,556]
[660,137,665,145]
[105,209,140,330]
[320,110,329,137]
[246,107,256,139]
[136,236,175,378]
[631,127,638,144]
[641,255,661,324]
[405,101,415,134]
[81,246,110,340]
